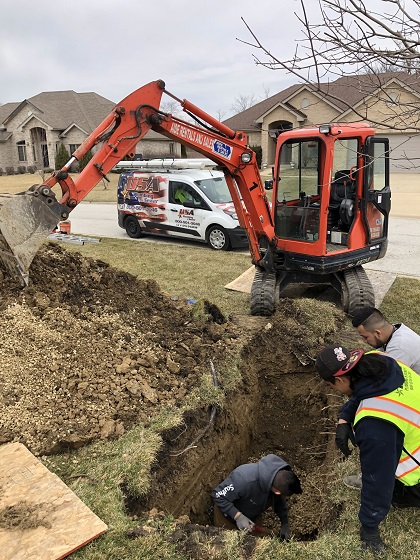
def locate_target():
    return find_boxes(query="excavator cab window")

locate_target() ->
[275,139,321,241]
[362,137,391,242]
[327,138,359,243]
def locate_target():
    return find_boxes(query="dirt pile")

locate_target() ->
[0,243,237,456]
[131,298,352,543]
[0,243,356,550]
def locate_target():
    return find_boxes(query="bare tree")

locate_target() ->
[215,108,227,121]
[231,93,259,113]
[238,0,420,132]
[160,101,179,115]
[262,83,271,99]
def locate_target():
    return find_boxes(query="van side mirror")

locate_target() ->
[264,180,273,191]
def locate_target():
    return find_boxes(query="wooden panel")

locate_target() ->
[0,443,107,560]
[224,266,255,293]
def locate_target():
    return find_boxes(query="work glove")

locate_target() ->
[279,523,290,542]
[360,527,388,556]
[235,513,255,532]
[335,422,356,457]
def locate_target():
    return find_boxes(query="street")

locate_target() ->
[68,202,420,278]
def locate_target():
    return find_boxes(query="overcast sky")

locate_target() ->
[1,0,312,118]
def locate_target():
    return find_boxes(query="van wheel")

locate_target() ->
[125,216,142,238]
[206,225,230,250]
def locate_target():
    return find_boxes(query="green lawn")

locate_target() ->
[1,171,420,559]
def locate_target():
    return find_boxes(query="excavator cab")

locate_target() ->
[250,124,390,316]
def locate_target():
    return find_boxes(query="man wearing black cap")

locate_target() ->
[316,345,420,555]
[211,454,302,540]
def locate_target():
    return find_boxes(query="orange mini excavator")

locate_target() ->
[0,80,390,316]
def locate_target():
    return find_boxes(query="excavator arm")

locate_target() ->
[0,79,274,286]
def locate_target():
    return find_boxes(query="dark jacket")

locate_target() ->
[349,356,405,531]
[339,354,404,422]
[211,454,290,525]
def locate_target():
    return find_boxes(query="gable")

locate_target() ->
[337,78,420,132]
[2,100,42,126]
[59,123,89,137]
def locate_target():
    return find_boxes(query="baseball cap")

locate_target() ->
[316,344,364,381]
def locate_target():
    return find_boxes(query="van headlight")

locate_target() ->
[223,208,238,220]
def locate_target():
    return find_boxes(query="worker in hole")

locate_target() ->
[335,306,420,459]
[211,454,302,540]
[315,344,420,556]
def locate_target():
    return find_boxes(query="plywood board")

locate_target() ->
[0,442,107,560]
[224,266,255,293]
[224,266,396,307]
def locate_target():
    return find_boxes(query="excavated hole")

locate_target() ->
[124,345,342,542]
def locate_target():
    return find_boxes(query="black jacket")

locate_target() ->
[211,454,289,525]
[348,356,406,531]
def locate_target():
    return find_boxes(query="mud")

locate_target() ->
[0,243,356,552]
[129,299,350,544]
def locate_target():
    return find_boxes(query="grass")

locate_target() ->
[2,172,420,559]
[0,171,119,202]
[43,236,420,560]
[0,168,274,203]
[60,238,251,318]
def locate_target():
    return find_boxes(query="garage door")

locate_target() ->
[377,134,420,173]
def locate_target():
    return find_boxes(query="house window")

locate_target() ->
[17,141,27,162]
[169,142,175,155]
[301,97,310,109]
[386,91,399,104]
[69,144,80,155]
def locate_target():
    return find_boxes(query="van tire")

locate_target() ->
[125,216,143,238]
[206,225,230,250]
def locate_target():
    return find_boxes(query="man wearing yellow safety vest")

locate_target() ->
[336,307,420,458]
[316,345,420,555]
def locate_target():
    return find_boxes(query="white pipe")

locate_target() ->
[114,158,217,170]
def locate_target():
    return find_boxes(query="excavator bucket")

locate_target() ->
[0,186,68,286]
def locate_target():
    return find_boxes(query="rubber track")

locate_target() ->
[250,268,277,316]
[343,266,375,316]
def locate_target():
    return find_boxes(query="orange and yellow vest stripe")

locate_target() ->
[354,359,420,487]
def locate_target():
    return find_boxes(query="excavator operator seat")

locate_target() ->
[328,169,357,231]
[330,170,356,204]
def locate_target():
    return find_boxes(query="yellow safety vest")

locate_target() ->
[354,360,420,487]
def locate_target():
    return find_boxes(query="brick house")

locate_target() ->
[223,72,420,173]
[0,90,181,173]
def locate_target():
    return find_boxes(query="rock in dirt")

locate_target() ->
[0,243,236,455]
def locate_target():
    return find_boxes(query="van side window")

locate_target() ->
[170,181,207,208]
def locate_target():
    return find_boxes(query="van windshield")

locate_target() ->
[194,177,232,203]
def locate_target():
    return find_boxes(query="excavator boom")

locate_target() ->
[0,80,273,286]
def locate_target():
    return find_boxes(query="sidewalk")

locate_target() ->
[226,174,420,305]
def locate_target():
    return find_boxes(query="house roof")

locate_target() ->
[2,91,115,132]
[0,91,171,141]
[223,72,420,131]
[0,102,20,124]
[223,83,302,131]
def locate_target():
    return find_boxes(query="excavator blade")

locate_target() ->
[0,186,68,286]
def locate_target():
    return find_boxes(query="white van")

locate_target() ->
[116,161,248,250]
